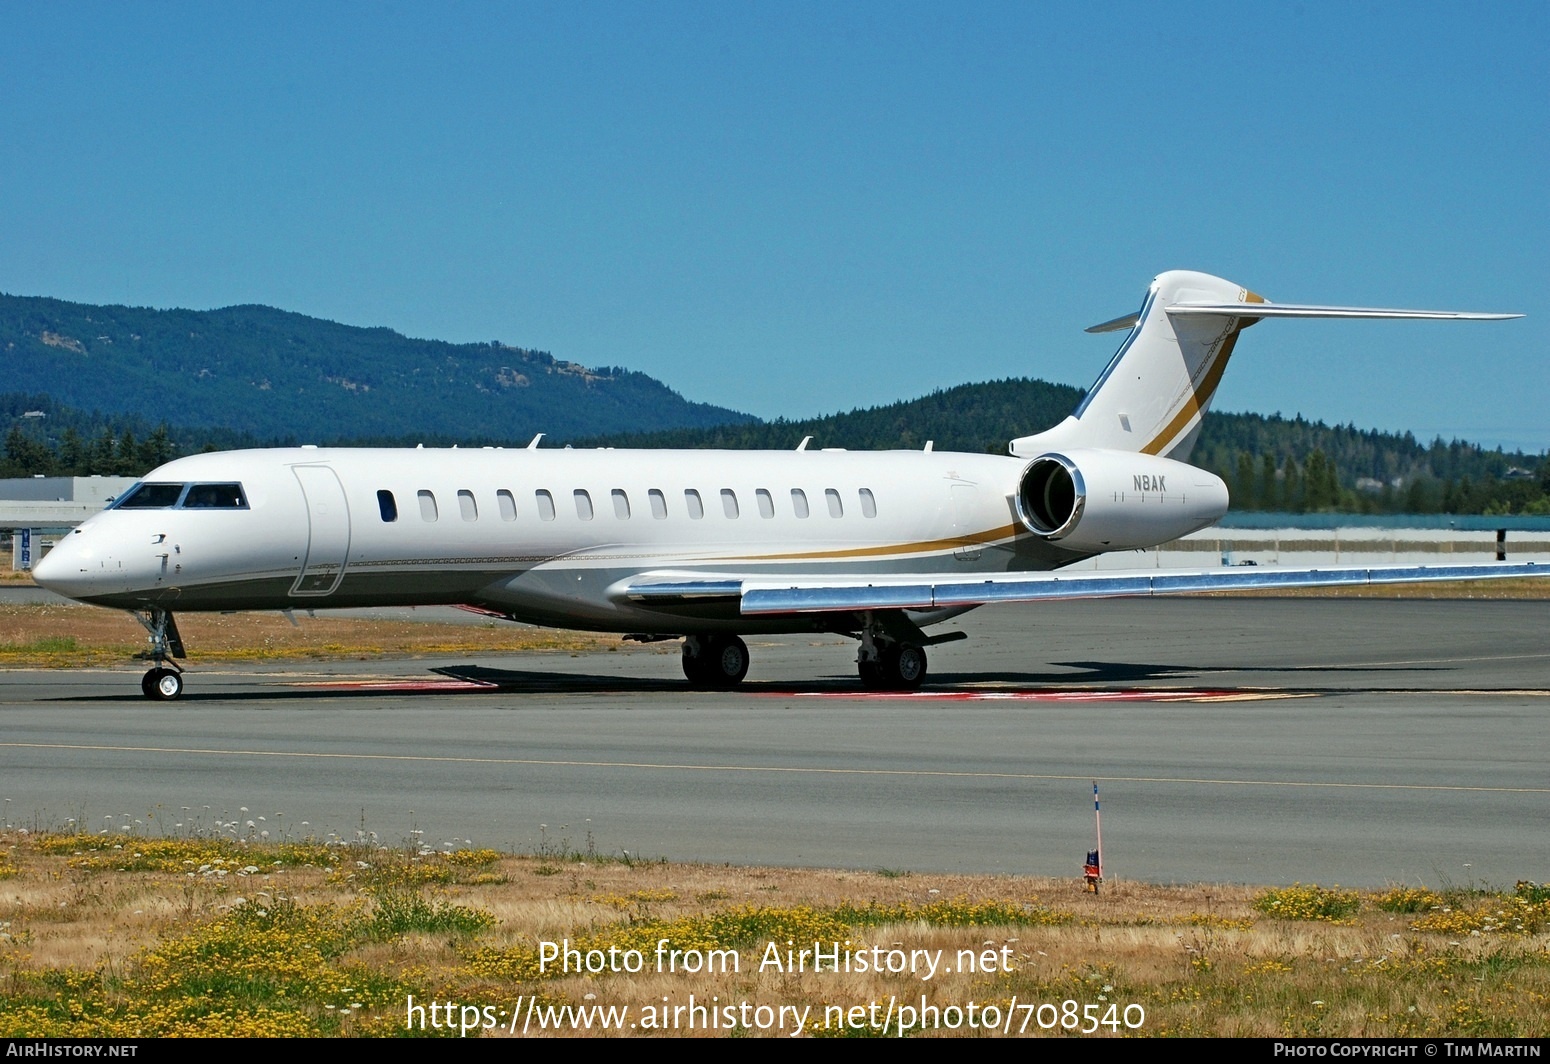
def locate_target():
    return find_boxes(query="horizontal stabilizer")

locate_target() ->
[1167,302,1521,321]
[1085,311,1142,334]
[1040,271,1523,465]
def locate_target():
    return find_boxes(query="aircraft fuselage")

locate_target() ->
[40,445,1180,634]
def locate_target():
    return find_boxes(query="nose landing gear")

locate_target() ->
[131,609,186,700]
[141,666,184,700]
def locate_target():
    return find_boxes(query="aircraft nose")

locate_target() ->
[31,530,101,601]
[31,534,74,588]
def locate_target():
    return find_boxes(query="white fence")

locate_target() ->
[1079,527,1550,571]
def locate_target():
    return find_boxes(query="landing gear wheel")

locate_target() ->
[709,635,750,687]
[862,643,926,691]
[142,667,183,701]
[889,643,927,690]
[682,635,750,688]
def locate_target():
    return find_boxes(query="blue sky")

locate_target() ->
[3,2,1546,450]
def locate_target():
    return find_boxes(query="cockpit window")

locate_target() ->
[182,483,248,509]
[110,482,249,510]
[114,483,187,509]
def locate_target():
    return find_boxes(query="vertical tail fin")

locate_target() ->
[1010,271,1518,461]
[1012,270,1258,461]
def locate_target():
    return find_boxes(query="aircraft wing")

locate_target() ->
[625,561,1548,616]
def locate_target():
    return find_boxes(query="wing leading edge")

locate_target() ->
[624,561,1548,616]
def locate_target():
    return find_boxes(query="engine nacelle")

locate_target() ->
[1015,448,1229,552]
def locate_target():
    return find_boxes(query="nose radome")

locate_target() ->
[31,531,92,599]
[30,536,69,584]
[31,554,65,596]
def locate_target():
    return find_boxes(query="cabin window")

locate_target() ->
[685,489,704,520]
[791,488,809,518]
[756,488,775,518]
[458,489,478,522]
[497,489,516,521]
[649,488,667,519]
[417,490,438,522]
[574,489,594,520]
[612,489,630,519]
[536,489,556,521]
[826,488,843,518]
[859,487,877,518]
[113,483,186,509]
[182,483,248,509]
[720,489,739,518]
[377,490,398,522]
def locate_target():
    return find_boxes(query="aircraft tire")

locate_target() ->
[143,667,183,701]
[878,643,927,691]
[682,635,749,688]
[707,635,750,687]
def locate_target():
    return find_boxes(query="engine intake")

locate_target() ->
[1015,449,1229,552]
[1017,454,1085,538]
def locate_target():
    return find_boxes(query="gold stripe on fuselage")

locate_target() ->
[732,521,1025,563]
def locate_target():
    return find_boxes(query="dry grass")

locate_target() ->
[1,830,1546,1038]
[1212,577,1550,600]
[0,558,32,592]
[0,604,618,667]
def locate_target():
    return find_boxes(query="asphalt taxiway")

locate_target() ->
[1,597,1545,887]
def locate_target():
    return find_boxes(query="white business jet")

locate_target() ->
[32,270,1537,700]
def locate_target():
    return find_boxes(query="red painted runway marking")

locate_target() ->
[761,688,1260,702]
[286,680,1294,702]
[289,679,500,692]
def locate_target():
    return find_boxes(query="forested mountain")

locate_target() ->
[0,294,750,442]
[578,379,1550,516]
[3,287,1545,515]
[575,378,1087,455]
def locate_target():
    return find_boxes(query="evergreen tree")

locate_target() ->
[1283,456,1303,512]
[58,427,85,476]
[1236,452,1256,509]
[139,424,174,470]
[3,425,53,476]
[1259,454,1278,511]
[90,429,117,475]
[1305,451,1330,510]
[116,430,139,476]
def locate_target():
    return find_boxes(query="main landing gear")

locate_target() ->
[854,611,967,691]
[673,612,966,692]
[682,633,750,688]
[857,638,928,690]
[131,608,186,701]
